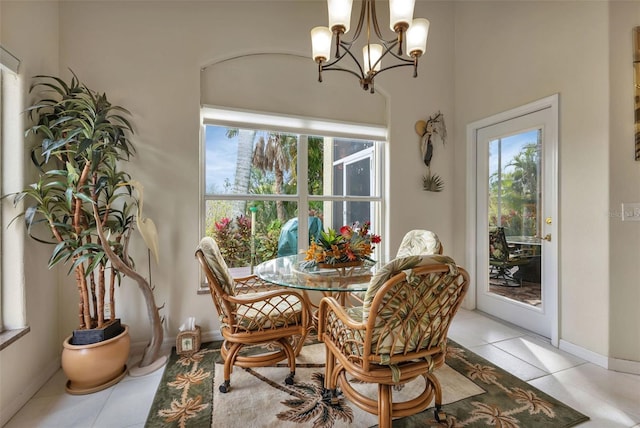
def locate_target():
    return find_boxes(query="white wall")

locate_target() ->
[387,1,456,254]
[608,1,640,363]
[453,0,638,361]
[0,2,62,424]
[54,0,456,345]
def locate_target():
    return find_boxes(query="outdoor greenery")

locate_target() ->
[489,142,540,237]
[205,130,325,267]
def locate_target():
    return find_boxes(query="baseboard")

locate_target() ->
[608,356,640,375]
[559,339,640,374]
[1,357,61,427]
[200,330,223,343]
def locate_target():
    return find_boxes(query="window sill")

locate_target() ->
[0,327,30,351]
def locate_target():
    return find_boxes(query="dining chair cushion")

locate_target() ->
[198,237,237,296]
[396,230,442,258]
[235,291,305,331]
[362,255,458,318]
[360,255,459,356]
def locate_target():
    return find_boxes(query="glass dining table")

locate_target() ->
[254,254,384,308]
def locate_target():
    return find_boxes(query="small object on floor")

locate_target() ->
[176,324,201,356]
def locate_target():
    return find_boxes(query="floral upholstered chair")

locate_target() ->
[195,237,310,393]
[318,255,469,428]
[489,226,530,286]
[349,229,444,306]
[396,229,443,257]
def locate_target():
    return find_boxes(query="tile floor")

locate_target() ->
[4,309,640,428]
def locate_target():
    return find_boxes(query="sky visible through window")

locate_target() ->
[489,129,539,177]
[205,125,238,193]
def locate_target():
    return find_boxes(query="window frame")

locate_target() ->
[199,106,387,292]
[0,46,29,347]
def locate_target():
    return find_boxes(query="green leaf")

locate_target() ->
[74,192,94,205]
[65,188,74,211]
[50,241,72,267]
[66,162,79,184]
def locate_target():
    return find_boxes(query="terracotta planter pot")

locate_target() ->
[62,324,130,395]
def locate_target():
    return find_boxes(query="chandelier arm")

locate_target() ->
[350,0,368,43]
[322,42,367,79]
[318,65,365,81]
[366,40,411,72]
[371,61,418,78]
[380,47,416,64]
[370,0,385,40]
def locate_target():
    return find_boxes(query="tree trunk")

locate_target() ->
[92,204,163,367]
[232,129,255,216]
[74,163,93,329]
[74,261,92,329]
[97,264,105,328]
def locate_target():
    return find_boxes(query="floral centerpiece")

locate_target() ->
[305,221,381,267]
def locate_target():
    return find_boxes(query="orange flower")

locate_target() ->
[305,222,381,266]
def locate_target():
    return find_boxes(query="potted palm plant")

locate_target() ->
[11,71,163,394]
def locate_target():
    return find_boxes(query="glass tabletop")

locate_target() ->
[254,254,383,292]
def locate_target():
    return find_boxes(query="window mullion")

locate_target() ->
[297,135,309,252]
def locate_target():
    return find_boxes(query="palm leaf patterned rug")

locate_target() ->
[145,339,588,428]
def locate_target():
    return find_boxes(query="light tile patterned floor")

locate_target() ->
[5,309,640,428]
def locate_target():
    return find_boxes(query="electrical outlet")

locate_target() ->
[621,203,640,221]
[104,303,111,318]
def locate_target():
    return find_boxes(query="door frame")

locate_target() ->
[465,94,559,347]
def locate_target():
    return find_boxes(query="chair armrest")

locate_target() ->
[233,275,283,294]
[225,289,310,332]
[228,288,307,306]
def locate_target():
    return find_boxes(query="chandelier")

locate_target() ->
[311,0,429,94]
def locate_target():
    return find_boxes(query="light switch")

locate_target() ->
[621,203,640,221]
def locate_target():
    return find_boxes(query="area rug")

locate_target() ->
[145,339,589,428]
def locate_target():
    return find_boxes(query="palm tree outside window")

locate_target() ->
[488,129,541,238]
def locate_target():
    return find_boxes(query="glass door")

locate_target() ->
[475,104,557,339]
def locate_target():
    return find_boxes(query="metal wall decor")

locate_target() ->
[415,111,446,192]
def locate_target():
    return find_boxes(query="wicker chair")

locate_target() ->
[318,255,469,428]
[195,237,310,393]
[349,229,444,307]
[396,229,444,257]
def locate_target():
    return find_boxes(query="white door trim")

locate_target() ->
[465,94,559,347]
